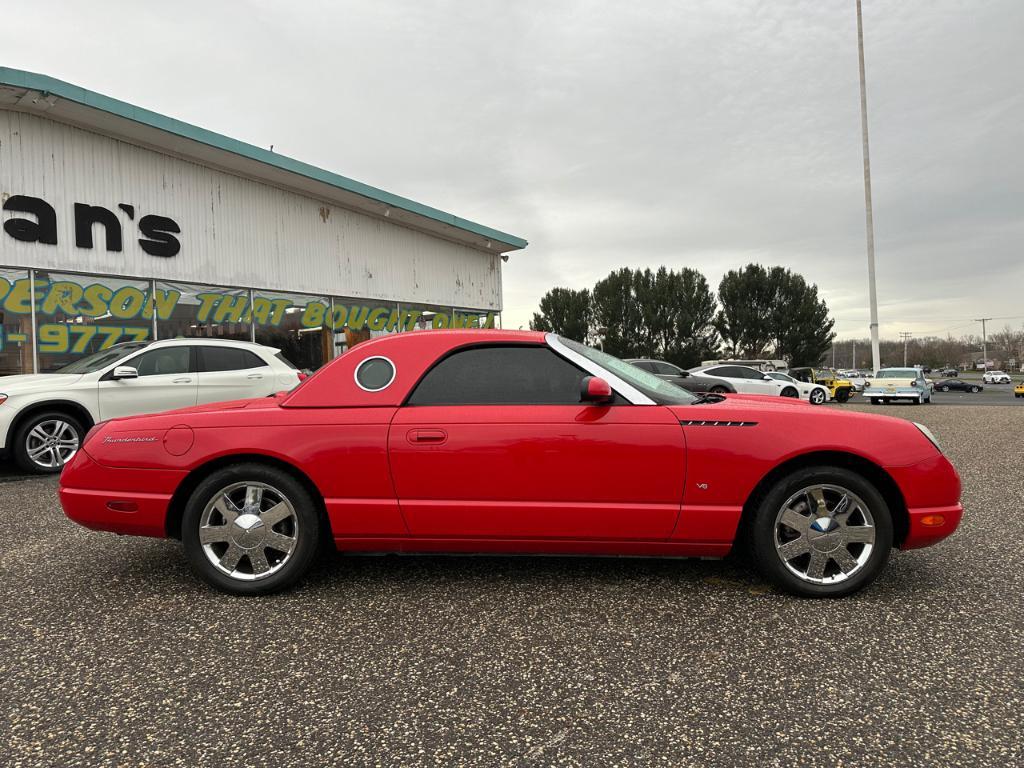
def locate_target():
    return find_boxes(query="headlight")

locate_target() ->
[913,422,941,453]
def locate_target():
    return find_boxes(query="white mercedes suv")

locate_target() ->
[0,339,302,474]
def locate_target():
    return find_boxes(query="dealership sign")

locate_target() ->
[2,194,181,257]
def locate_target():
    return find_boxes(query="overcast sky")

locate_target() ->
[3,0,1021,339]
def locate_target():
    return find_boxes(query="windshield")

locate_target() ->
[876,369,917,379]
[54,342,151,374]
[556,337,698,405]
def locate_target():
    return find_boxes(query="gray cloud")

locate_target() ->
[3,0,1021,338]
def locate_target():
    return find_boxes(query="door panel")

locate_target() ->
[98,375,199,420]
[388,405,686,540]
[97,347,198,420]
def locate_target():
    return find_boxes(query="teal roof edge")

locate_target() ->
[0,66,527,250]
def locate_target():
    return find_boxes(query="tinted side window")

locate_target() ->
[408,346,588,405]
[653,362,681,375]
[631,361,655,372]
[132,347,191,377]
[198,347,267,372]
[713,366,752,379]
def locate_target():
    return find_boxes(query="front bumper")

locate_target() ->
[902,503,964,549]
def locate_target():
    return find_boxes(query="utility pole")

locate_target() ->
[974,318,992,370]
[852,341,857,370]
[832,343,836,368]
[899,331,912,367]
[856,0,881,375]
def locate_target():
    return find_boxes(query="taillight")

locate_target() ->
[297,372,308,381]
[0,394,7,405]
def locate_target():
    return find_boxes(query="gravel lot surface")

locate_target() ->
[3,405,1022,767]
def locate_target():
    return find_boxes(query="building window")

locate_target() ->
[32,270,153,373]
[0,267,34,375]
[252,290,331,372]
[155,281,251,344]
[328,297,401,356]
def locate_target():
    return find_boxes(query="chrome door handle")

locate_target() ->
[172,377,192,383]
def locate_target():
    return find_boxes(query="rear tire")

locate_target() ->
[747,466,893,598]
[181,463,322,595]
[13,411,85,474]
[971,386,980,393]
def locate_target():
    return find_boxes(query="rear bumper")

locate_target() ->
[59,449,183,538]
[60,486,173,537]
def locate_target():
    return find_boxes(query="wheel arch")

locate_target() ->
[6,400,96,448]
[165,453,330,541]
[737,450,910,548]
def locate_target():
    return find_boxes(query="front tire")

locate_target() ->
[781,386,799,398]
[13,411,85,474]
[747,467,893,597]
[181,464,322,595]
[971,386,980,393]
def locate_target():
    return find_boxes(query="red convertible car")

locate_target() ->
[60,330,962,597]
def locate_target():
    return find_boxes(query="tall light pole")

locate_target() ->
[856,0,881,374]
[899,331,912,366]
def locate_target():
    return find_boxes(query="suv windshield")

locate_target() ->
[556,337,698,405]
[54,342,151,374]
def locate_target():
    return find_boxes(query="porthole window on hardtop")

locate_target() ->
[355,356,396,391]
[407,345,589,405]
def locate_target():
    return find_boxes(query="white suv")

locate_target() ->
[983,370,1011,384]
[0,339,302,474]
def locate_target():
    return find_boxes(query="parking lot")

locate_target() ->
[2,404,1022,767]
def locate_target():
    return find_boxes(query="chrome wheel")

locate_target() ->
[773,484,875,585]
[198,482,299,581]
[25,418,80,469]
[809,389,827,405]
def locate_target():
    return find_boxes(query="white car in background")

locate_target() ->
[688,364,787,397]
[0,339,302,474]
[766,371,831,404]
[983,370,1011,384]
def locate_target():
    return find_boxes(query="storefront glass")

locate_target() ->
[252,290,332,372]
[0,267,500,375]
[33,270,153,372]
[155,281,251,344]
[0,268,35,375]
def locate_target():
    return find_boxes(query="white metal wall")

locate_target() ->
[0,110,502,310]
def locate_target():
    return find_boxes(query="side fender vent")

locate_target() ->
[679,420,758,427]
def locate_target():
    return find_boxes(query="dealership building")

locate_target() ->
[0,67,526,375]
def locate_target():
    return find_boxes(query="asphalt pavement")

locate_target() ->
[2,405,1022,767]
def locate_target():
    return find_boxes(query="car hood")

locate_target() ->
[0,373,86,392]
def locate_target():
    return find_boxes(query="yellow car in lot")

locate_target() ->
[788,367,855,403]
[1015,381,1024,398]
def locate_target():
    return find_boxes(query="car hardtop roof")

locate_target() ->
[347,328,548,354]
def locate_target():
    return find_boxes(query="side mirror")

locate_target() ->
[111,365,139,380]
[762,374,773,381]
[580,375,614,405]
[678,370,690,378]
